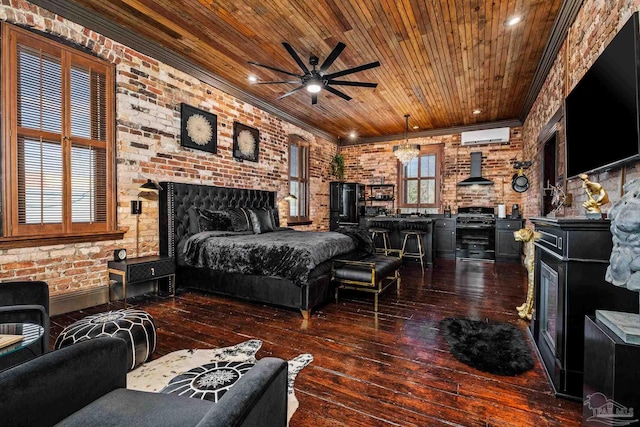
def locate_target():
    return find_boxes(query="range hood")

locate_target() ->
[457,152,494,186]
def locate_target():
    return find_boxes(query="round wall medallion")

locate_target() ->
[186,114,213,146]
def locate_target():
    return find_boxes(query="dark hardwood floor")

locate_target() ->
[50,259,582,426]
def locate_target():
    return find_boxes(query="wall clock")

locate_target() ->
[180,103,217,154]
[232,122,259,162]
[114,248,127,261]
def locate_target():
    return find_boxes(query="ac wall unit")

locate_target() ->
[461,127,510,146]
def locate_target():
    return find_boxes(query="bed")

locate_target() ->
[159,182,371,318]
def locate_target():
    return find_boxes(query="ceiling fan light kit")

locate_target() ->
[249,42,380,105]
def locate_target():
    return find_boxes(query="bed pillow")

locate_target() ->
[198,209,233,232]
[224,207,253,232]
[248,208,275,234]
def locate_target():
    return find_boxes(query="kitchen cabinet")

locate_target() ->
[434,218,456,259]
[495,219,524,262]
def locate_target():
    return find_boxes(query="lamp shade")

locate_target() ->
[139,179,162,193]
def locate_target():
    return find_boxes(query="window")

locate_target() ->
[1,23,116,243]
[398,144,442,208]
[288,135,309,224]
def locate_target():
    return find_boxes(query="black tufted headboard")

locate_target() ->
[159,181,277,258]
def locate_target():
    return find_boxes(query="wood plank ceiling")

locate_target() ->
[65,0,564,140]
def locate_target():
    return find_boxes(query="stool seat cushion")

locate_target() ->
[333,255,402,283]
[369,228,390,233]
[54,309,156,370]
[400,229,426,234]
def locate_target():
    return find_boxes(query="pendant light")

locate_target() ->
[393,114,420,164]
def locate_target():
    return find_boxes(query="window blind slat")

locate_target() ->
[17,136,63,224]
[71,143,107,223]
[17,46,62,133]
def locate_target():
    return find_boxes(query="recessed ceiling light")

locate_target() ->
[412,125,419,129]
[248,75,258,83]
[349,131,357,139]
[505,15,522,27]
[472,109,482,115]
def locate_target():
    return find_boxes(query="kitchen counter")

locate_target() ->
[361,217,434,268]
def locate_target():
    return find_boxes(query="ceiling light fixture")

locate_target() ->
[473,109,482,115]
[412,125,420,129]
[248,75,258,83]
[349,131,357,139]
[393,114,420,165]
[306,78,322,93]
[505,15,522,27]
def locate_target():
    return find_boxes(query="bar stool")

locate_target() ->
[401,228,426,272]
[369,227,391,255]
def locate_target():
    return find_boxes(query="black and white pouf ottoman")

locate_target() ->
[54,308,156,370]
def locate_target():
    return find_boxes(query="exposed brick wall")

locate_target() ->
[340,128,525,214]
[0,2,336,295]
[523,0,640,221]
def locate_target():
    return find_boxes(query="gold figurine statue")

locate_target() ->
[579,173,609,214]
[514,228,541,320]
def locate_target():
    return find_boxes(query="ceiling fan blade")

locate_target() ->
[311,93,318,105]
[319,42,346,73]
[278,85,306,99]
[248,61,300,77]
[282,42,310,74]
[327,80,378,88]
[324,61,381,80]
[253,80,300,84]
[324,85,352,101]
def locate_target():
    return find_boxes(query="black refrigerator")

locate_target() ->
[329,182,365,231]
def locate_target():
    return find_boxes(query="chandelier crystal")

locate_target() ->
[393,114,420,165]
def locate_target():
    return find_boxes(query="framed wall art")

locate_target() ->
[180,103,217,154]
[233,122,260,162]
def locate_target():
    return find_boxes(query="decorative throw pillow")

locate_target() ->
[267,207,279,228]
[248,208,275,234]
[224,207,253,232]
[198,209,233,232]
[186,206,201,235]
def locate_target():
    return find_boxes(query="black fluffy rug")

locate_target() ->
[439,317,535,376]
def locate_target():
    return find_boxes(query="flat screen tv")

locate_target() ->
[565,12,640,179]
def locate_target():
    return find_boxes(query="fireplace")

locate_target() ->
[530,218,639,400]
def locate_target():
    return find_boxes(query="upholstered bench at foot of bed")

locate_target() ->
[331,250,402,312]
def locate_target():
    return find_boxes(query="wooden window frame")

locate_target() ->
[0,23,122,248]
[397,144,443,209]
[288,135,310,225]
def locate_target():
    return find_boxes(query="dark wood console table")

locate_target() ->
[529,217,639,401]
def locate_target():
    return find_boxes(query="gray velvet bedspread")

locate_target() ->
[183,229,358,286]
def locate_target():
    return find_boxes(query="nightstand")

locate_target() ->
[108,255,175,304]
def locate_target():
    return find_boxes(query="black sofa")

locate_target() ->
[0,337,288,427]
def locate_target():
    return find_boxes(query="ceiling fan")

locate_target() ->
[248,42,380,105]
